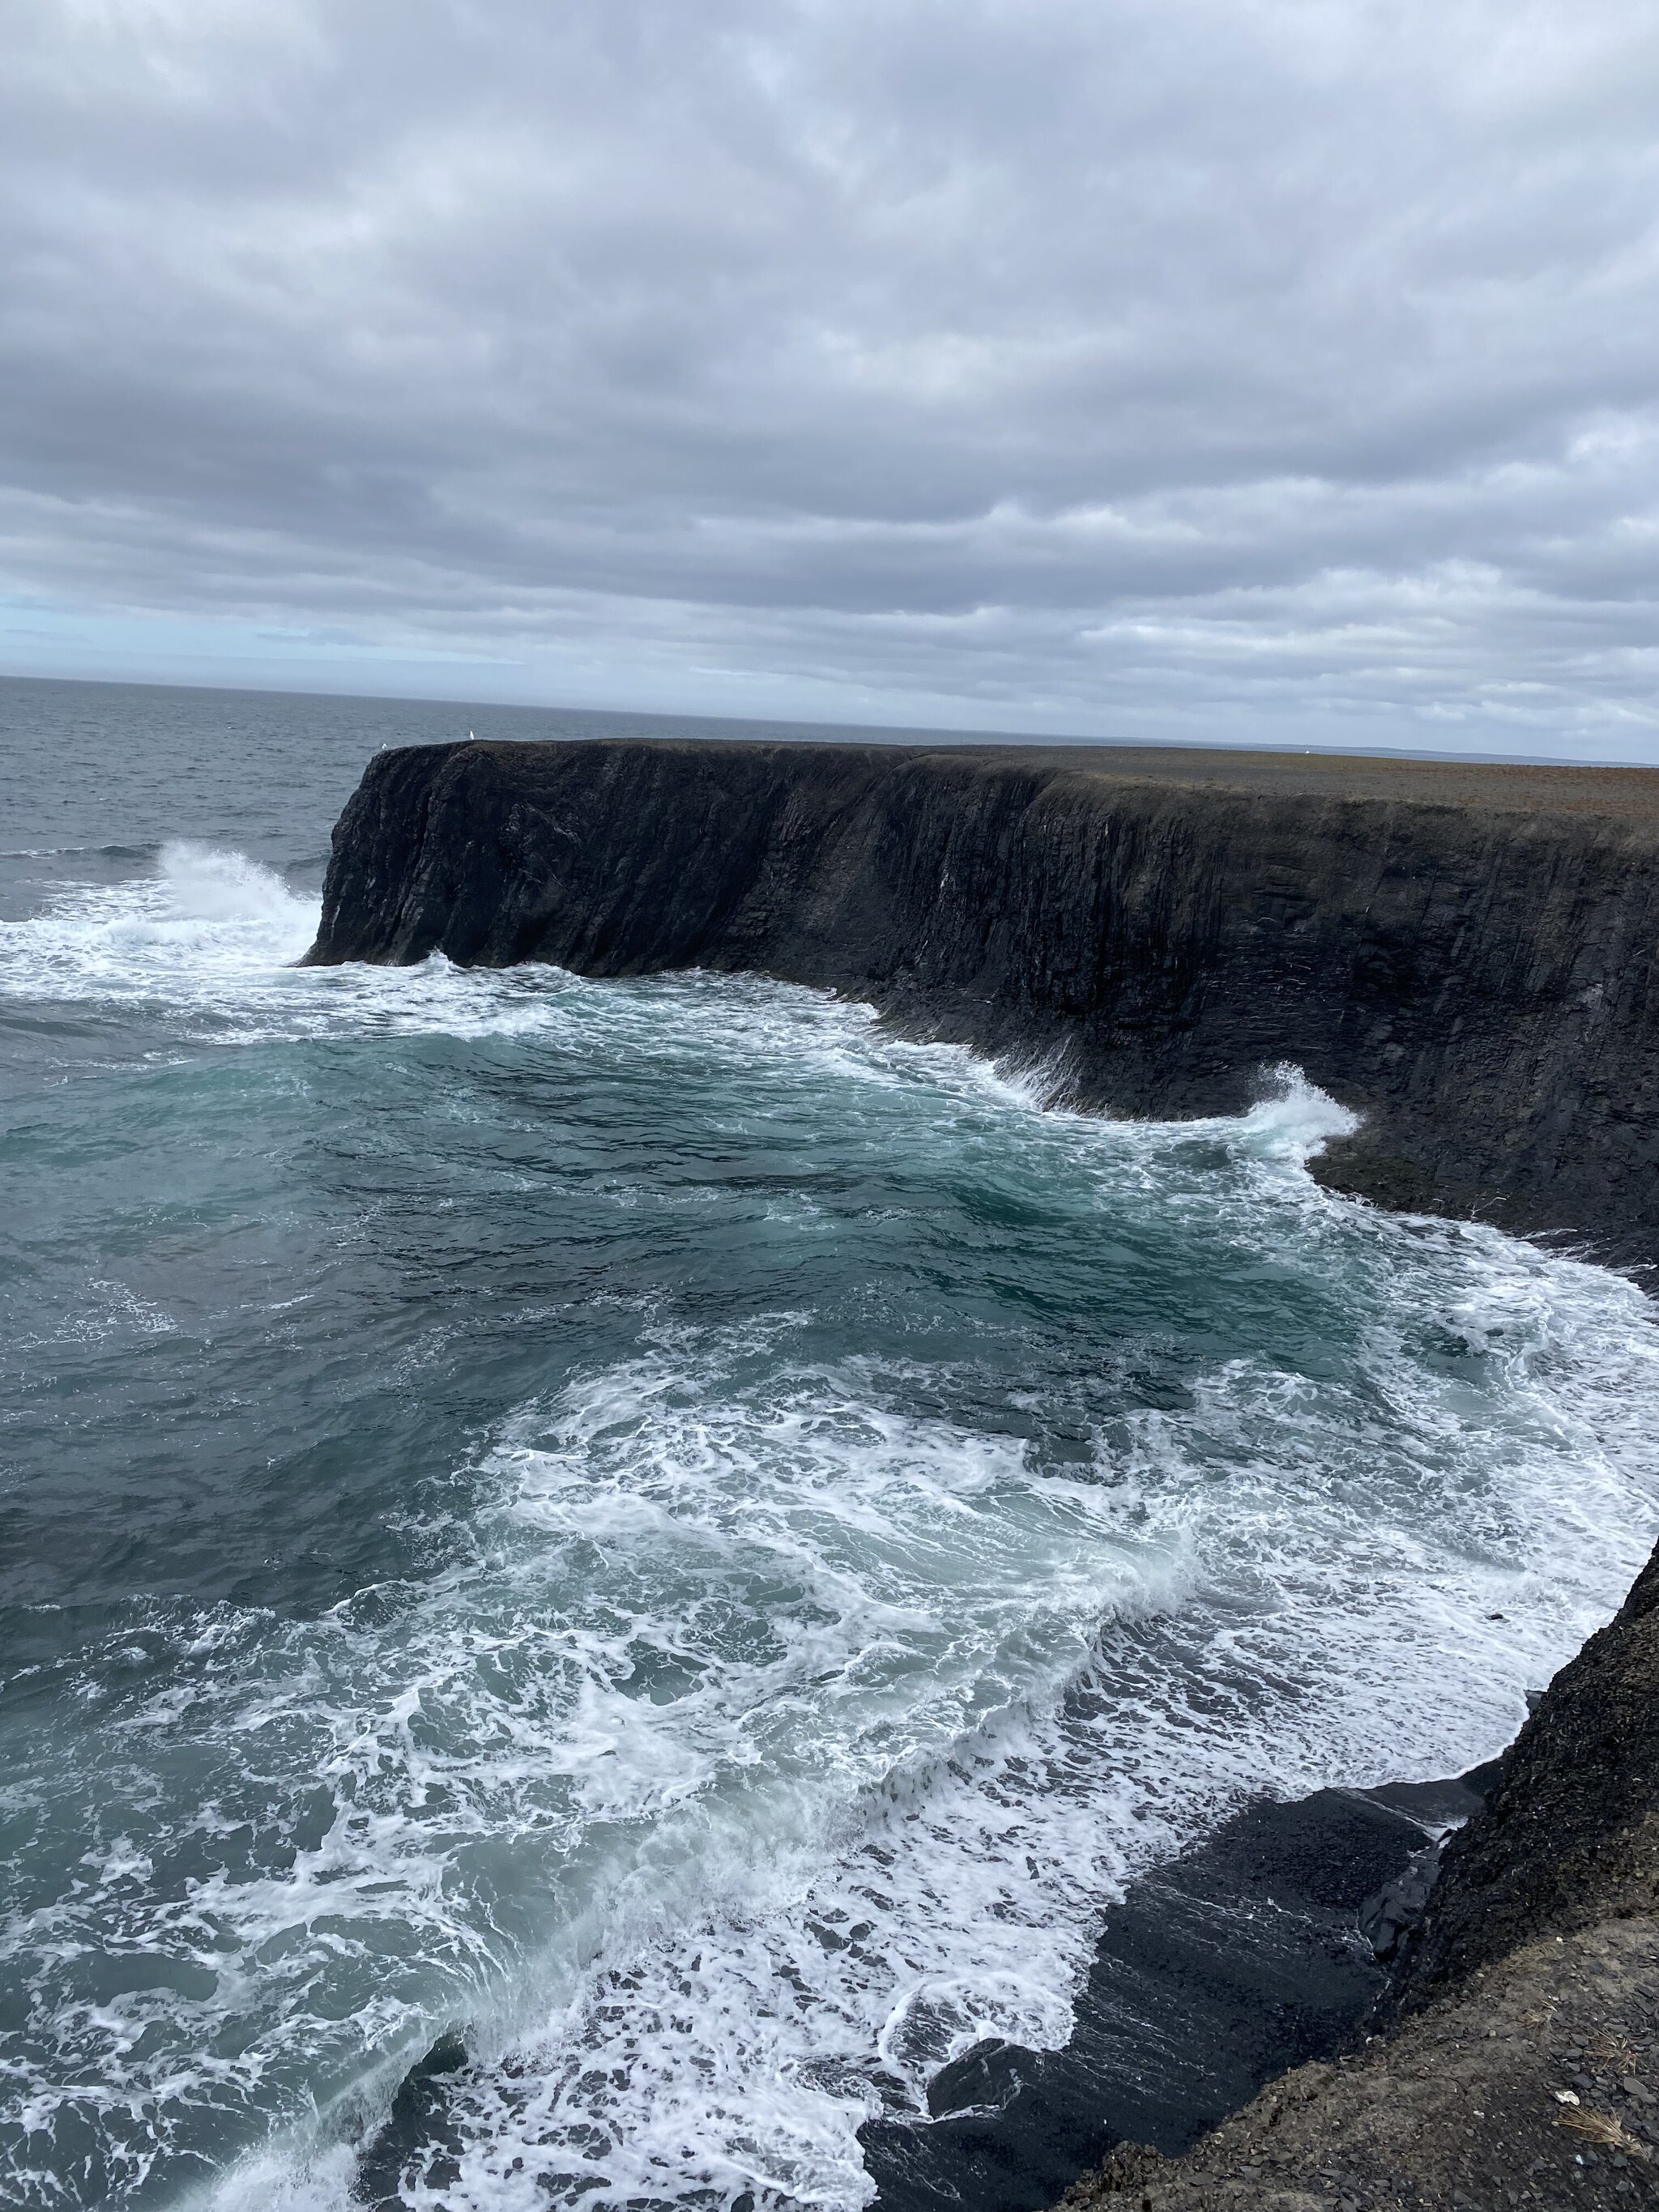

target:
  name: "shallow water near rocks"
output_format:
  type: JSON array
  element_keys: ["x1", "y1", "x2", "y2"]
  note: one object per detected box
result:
[{"x1": 3, "y1": 679, "x2": 1658, "y2": 2212}]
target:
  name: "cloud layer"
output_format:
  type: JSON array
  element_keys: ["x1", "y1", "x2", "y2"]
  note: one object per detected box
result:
[{"x1": 5, "y1": 0, "x2": 1659, "y2": 750}]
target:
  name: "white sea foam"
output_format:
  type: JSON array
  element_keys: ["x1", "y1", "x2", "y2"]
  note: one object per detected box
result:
[
  {"x1": 171, "y1": 1234, "x2": 1659, "y2": 2212},
  {"x1": 5, "y1": 847, "x2": 1659, "y2": 2212},
  {"x1": 0, "y1": 850, "x2": 1405, "y2": 1178},
  {"x1": 0, "y1": 843, "x2": 577, "y2": 1042},
  {"x1": 0, "y1": 842, "x2": 316, "y2": 999}
]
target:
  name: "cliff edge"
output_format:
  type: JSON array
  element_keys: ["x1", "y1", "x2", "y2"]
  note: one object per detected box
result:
[{"x1": 306, "y1": 736, "x2": 1659, "y2": 1263}]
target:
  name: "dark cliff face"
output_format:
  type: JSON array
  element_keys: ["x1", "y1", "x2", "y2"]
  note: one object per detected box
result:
[
  {"x1": 307, "y1": 735, "x2": 1659, "y2": 1263},
  {"x1": 1392, "y1": 1544, "x2": 1659, "y2": 2009}
]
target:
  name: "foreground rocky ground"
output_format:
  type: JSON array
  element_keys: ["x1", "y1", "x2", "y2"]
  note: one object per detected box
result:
[
  {"x1": 1065, "y1": 1915, "x2": 1659, "y2": 2209},
  {"x1": 1060, "y1": 1541, "x2": 1659, "y2": 2211}
]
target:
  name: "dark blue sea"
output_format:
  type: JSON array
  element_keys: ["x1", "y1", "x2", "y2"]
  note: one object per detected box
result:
[{"x1": 3, "y1": 676, "x2": 1657, "y2": 2210}]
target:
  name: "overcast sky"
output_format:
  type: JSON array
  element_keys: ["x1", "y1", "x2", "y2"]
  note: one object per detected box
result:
[{"x1": 4, "y1": 0, "x2": 1659, "y2": 754}]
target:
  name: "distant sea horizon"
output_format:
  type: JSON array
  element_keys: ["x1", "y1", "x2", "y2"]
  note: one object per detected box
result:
[{"x1": 1, "y1": 664, "x2": 1642, "y2": 771}]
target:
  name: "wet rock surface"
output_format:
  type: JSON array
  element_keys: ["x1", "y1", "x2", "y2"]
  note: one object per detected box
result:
[
  {"x1": 864, "y1": 1787, "x2": 1479, "y2": 2212},
  {"x1": 1060, "y1": 1554, "x2": 1659, "y2": 2210},
  {"x1": 1064, "y1": 1920, "x2": 1659, "y2": 2211},
  {"x1": 871, "y1": 1787, "x2": 1478, "y2": 2203}
]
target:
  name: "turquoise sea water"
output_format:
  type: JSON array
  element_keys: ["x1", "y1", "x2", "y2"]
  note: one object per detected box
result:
[{"x1": 3, "y1": 678, "x2": 1658, "y2": 2211}]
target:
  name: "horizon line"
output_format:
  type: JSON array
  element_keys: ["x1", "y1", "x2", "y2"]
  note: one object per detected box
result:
[{"x1": 1, "y1": 663, "x2": 1650, "y2": 774}]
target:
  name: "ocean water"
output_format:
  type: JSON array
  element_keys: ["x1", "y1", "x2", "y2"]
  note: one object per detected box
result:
[{"x1": 4, "y1": 676, "x2": 1659, "y2": 2212}]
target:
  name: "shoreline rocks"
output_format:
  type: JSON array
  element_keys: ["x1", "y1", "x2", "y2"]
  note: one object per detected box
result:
[
  {"x1": 864, "y1": 1779, "x2": 1491, "y2": 2212},
  {"x1": 1059, "y1": 1555, "x2": 1659, "y2": 2209}
]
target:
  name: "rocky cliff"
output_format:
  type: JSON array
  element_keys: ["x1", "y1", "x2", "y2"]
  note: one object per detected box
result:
[{"x1": 306, "y1": 735, "x2": 1659, "y2": 1261}]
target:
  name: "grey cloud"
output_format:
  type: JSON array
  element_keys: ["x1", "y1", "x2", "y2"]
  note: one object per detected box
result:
[{"x1": 3, "y1": 0, "x2": 1659, "y2": 750}]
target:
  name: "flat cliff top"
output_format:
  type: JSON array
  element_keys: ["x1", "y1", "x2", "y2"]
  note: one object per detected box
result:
[
  {"x1": 464, "y1": 734, "x2": 1659, "y2": 823},
  {"x1": 953, "y1": 743, "x2": 1659, "y2": 820}
]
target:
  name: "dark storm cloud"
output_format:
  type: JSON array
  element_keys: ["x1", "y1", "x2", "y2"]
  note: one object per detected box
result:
[{"x1": 4, "y1": 0, "x2": 1659, "y2": 746}]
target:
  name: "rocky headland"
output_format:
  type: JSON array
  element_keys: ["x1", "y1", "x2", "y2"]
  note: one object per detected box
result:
[
  {"x1": 309, "y1": 736, "x2": 1659, "y2": 2210},
  {"x1": 307, "y1": 736, "x2": 1659, "y2": 1262}
]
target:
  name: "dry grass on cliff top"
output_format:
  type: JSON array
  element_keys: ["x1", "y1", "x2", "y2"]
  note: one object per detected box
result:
[{"x1": 922, "y1": 745, "x2": 1659, "y2": 824}]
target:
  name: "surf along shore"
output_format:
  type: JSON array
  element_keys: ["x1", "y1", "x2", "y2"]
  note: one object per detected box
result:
[{"x1": 311, "y1": 738, "x2": 1659, "y2": 2211}]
